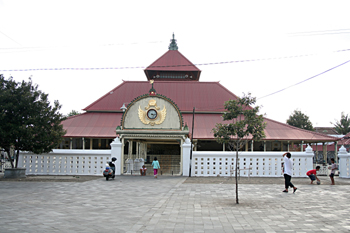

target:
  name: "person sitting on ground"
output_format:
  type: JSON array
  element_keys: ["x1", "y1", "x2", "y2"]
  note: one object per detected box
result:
[
  {"x1": 306, "y1": 166, "x2": 320, "y2": 184},
  {"x1": 140, "y1": 165, "x2": 147, "y2": 176}
]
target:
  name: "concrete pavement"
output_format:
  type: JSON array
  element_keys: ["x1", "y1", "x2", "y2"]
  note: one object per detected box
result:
[{"x1": 1, "y1": 175, "x2": 350, "y2": 232}]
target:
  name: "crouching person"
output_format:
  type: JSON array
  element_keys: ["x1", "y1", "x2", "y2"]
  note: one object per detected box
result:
[
  {"x1": 140, "y1": 165, "x2": 147, "y2": 176},
  {"x1": 306, "y1": 166, "x2": 320, "y2": 184}
]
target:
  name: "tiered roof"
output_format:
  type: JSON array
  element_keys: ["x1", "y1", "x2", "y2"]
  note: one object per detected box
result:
[{"x1": 61, "y1": 35, "x2": 339, "y2": 143}]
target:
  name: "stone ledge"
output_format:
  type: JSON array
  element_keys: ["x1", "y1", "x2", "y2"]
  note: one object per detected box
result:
[{"x1": 4, "y1": 168, "x2": 26, "y2": 178}]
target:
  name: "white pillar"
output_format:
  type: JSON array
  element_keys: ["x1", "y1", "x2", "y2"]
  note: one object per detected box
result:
[
  {"x1": 304, "y1": 145, "x2": 314, "y2": 172},
  {"x1": 111, "y1": 137, "x2": 123, "y2": 175},
  {"x1": 182, "y1": 138, "x2": 192, "y2": 176},
  {"x1": 338, "y1": 145, "x2": 350, "y2": 178}
]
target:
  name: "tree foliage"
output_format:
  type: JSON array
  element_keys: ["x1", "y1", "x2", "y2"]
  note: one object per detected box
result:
[
  {"x1": 212, "y1": 93, "x2": 266, "y2": 204},
  {"x1": 67, "y1": 110, "x2": 81, "y2": 118},
  {"x1": 331, "y1": 112, "x2": 350, "y2": 135},
  {"x1": 286, "y1": 109, "x2": 314, "y2": 131},
  {"x1": 0, "y1": 75, "x2": 66, "y2": 168}
]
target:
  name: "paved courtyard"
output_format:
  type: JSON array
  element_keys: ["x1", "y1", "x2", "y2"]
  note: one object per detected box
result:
[{"x1": 1, "y1": 175, "x2": 350, "y2": 232}]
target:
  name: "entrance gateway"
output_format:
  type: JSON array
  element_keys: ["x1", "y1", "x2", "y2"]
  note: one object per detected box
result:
[{"x1": 116, "y1": 81, "x2": 189, "y2": 175}]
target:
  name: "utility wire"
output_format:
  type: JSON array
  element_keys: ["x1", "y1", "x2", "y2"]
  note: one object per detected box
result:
[
  {"x1": 288, "y1": 28, "x2": 350, "y2": 36},
  {"x1": 257, "y1": 59, "x2": 350, "y2": 100},
  {"x1": 0, "y1": 41, "x2": 166, "y2": 52},
  {"x1": 0, "y1": 30, "x2": 22, "y2": 46},
  {"x1": 1, "y1": 48, "x2": 350, "y2": 72}
]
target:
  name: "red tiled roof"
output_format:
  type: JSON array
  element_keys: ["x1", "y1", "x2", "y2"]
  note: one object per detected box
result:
[
  {"x1": 181, "y1": 114, "x2": 338, "y2": 141},
  {"x1": 314, "y1": 127, "x2": 339, "y2": 135},
  {"x1": 63, "y1": 111, "x2": 339, "y2": 142},
  {"x1": 144, "y1": 50, "x2": 201, "y2": 72},
  {"x1": 84, "y1": 81, "x2": 238, "y2": 112},
  {"x1": 62, "y1": 81, "x2": 339, "y2": 142},
  {"x1": 339, "y1": 132, "x2": 350, "y2": 145},
  {"x1": 63, "y1": 112, "x2": 121, "y2": 138},
  {"x1": 262, "y1": 117, "x2": 338, "y2": 141}
]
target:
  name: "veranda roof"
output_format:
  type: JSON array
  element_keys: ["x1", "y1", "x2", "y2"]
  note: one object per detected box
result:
[{"x1": 62, "y1": 112, "x2": 339, "y2": 142}]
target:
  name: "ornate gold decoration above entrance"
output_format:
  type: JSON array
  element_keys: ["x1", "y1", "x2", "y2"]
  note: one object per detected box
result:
[{"x1": 138, "y1": 99, "x2": 166, "y2": 126}]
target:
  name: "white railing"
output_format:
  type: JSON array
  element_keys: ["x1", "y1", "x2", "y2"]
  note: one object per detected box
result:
[
  {"x1": 18, "y1": 149, "x2": 111, "y2": 176},
  {"x1": 190, "y1": 151, "x2": 314, "y2": 177},
  {"x1": 14, "y1": 139, "x2": 350, "y2": 178}
]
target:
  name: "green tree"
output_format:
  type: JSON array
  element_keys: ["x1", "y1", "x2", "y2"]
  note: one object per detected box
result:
[
  {"x1": 0, "y1": 75, "x2": 66, "y2": 168},
  {"x1": 212, "y1": 93, "x2": 266, "y2": 204},
  {"x1": 67, "y1": 110, "x2": 81, "y2": 117},
  {"x1": 286, "y1": 109, "x2": 314, "y2": 131},
  {"x1": 331, "y1": 112, "x2": 350, "y2": 135}
]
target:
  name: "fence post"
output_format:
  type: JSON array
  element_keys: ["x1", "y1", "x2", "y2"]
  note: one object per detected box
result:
[
  {"x1": 338, "y1": 145, "x2": 350, "y2": 178},
  {"x1": 182, "y1": 138, "x2": 192, "y2": 176},
  {"x1": 110, "y1": 137, "x2": 123, "y2": 175}
]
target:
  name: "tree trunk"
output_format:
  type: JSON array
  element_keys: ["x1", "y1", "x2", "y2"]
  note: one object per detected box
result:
[
  {"x1": 5, "y1": 149, "x2": 14, "y2": 168},
  {"x1": 15, "y1": 149, "x2": 19, "y2": 168}
]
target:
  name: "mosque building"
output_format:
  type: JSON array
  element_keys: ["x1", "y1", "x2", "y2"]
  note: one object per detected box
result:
[{"x1": 61, "y1": 34, "x2": 339, "y2": 175}]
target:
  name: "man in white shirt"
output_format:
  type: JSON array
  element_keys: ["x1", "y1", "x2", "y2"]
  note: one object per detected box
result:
[{"x1": 283, "y1": 152, "x2": 297, "y2": 193}]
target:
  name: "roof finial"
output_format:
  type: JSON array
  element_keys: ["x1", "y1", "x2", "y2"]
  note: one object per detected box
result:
[
  {"x1": 168, "y1": 33, "x2": 178, "y2": 50},
  {"x1": 149, "y1": 80, "x2": 156, "y2": 95}
]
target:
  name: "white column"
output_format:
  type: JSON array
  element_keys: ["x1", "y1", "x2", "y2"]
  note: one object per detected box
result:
[
  {"x1": 182, "y1": 138, "x2": 192, "y2": 176},
  {"x1": 110, "y1": 137, "x2": 123, "y2": 175},
  {"x1": 338, "y1": 145, "x2": 350, "y2": 178},
  {"x1": 304, "y1": 145, "x2": 314, "y2": 172}
]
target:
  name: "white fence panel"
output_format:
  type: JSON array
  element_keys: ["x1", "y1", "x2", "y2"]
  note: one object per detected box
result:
[
  {"x1": 18, "y1": 149, "x2": 111, "y2": 176},
  {"x1": 191, "y1": 151, "x2": 313, "y2": 177}
]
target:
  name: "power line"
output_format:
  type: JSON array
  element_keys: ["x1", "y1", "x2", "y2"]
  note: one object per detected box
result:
[
  {"x1": 1, "y1": 48, "x2": 350, "y2": 72},
  {"x1": 257, "y1": 59, "x2": 350, "y2": 100},
  {"x1": 0, "y1": 30, "x2": 22, "y2": 46},
  {"x1": 0, "y1": 40, "x2": 166, "y2": 52},
  {"x1": 288, "y1": 28, "x2": 350, "y2": 36}
]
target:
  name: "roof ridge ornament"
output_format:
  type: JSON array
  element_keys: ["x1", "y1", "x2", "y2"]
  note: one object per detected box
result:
[
  {"x1": 149, "y1": 80, "x2": 156, "y2": 95},
  {"x1": 168, "y1": 33, "x2": 178, "y2": 50}
]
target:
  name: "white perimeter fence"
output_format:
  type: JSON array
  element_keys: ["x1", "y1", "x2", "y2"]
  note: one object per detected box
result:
[
  {"x1": 14, "y1": 137, "x2": 350, "y2": 178},
  {"x1": 18, "y1": 150, "x2": 111, "y2": 176},
  {"x1": 190, "y1": 151, "x2": 312, "y2": 177}
]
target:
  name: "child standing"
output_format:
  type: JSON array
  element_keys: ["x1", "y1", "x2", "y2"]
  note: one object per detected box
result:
[
  {"x1": 152, "y1": 157, "x2": 160, "y2": 178},
  {"x1": 329, "y1": 158, "x2": 337, "y2": 185}
]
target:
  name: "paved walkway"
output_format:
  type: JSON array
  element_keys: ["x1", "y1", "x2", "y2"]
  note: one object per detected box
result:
[{"x1": 1, "y1": 175, "x2": 350, "y2": 232}]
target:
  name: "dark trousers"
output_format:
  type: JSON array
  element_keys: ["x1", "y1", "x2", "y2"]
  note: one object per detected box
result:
[{"x1": 284, "y1": 174, "x2": 294, "y2": 189}]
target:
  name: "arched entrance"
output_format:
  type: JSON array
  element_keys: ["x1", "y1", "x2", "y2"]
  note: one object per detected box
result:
[{"x1": 116, "y1": 86, "x2": 189, "y2": 175}]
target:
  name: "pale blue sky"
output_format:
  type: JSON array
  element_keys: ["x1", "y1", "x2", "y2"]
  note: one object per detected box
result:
[{"x1": 1, "y1": 0, "x2": 349, "y2": 127}]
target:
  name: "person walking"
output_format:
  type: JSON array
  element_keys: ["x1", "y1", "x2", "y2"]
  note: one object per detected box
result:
[
  {"x1": 282, "y1": 152, "x2": 297, "y2": 193},
  {"x1": 152, "y1": 157, "x2": 160, "y2": 178}
]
